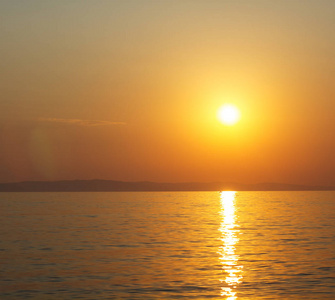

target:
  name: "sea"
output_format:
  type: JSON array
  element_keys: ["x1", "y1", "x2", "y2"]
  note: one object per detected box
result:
[{"x1": 0, "y1": 191, "x2": 334, "y2": 299}]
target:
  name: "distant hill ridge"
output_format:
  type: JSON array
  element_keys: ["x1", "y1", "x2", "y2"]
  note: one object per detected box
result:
[{"x1": 0, "y1": 180, "x2": 333, "y2": 192}]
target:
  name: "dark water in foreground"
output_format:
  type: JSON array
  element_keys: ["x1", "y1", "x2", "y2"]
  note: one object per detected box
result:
[{"x1": 0, "y1": 191, "x2": 334, "y2": 299}]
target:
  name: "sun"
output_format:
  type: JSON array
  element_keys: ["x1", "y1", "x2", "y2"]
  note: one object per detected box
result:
[{"x1": 217, "y1": 104, "x2": 241, "y2": 125}]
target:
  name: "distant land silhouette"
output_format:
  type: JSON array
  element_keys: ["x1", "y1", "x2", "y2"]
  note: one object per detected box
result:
[{"x1": 0, "y1": 180, "x2": 334, "y2": 192}]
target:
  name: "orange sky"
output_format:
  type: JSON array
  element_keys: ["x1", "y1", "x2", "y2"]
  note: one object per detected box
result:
[{"x1": 0, "y1": 1, "x2": 334, "y2": 185}]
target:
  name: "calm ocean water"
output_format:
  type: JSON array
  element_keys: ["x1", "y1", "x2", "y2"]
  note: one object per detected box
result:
[{"x1": 0, "y1": 191, "x2": 334, "y2": 299}]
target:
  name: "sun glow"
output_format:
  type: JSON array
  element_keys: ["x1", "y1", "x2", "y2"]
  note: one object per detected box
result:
[{"x1": 217, "y1": 104, "x2": 240, "y2": 126}]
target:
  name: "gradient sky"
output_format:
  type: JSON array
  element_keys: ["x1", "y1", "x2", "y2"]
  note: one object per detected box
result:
[{"x1": 1, "y1": 0, "x2": 334, "y2": 185}]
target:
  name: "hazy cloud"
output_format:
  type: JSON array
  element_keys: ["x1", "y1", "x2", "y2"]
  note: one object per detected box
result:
[{"x1": 37, "y1": 118, "x2": 126, "y2": 126}]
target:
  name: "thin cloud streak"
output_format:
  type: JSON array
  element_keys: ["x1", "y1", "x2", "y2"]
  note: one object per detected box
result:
[{"x1": 37, "y1": 118, "x2": 126, "y2": 126}]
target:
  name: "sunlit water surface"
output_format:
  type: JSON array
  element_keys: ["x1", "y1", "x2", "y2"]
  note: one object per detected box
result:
[{"x1": 0, "y1": 191, "x2": 334, "y2": 299}]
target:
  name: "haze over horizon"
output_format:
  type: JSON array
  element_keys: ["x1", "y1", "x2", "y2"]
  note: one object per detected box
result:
[{"x1": 1, "y1": 1, "x2": 334, "y2": 186}]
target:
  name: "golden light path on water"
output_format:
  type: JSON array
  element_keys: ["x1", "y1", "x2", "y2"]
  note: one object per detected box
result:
[{"x1": 219, "y1": 191, "x2": 243, "y2": 299}]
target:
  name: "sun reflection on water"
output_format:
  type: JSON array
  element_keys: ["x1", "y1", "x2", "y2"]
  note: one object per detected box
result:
[{"x1": 219, "y1": 191, "x2": 243, "y2": 299}]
